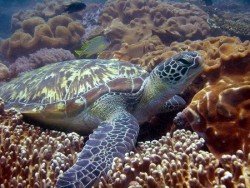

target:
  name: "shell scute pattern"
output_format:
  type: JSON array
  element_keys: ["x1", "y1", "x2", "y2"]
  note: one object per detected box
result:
[{"x1": 1, "y1": 59, "x2": 148, "y2": 116}]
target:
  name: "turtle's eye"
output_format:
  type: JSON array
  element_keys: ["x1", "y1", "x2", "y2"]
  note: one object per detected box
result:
[{"x1": 179, "y1": 58, "x2": 191, "y2": 65}]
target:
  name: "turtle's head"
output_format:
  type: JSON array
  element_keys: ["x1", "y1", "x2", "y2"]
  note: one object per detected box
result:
[{"x1": 152, "y1": 51, "x2": 203, "y2": 92}]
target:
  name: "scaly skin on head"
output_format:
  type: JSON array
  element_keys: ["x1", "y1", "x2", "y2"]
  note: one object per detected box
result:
[{"x1": 134, "y1": 51, "x2": 203, "y2": 123}]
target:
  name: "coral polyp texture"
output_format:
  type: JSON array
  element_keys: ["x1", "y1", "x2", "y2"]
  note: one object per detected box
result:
[
  {"x1": 99, "y1": 130, "x2": 250, "y2": 188},
  {"x1": 0, "y1": 99, "x2": 84, "y2": 187},
  {"x1": 98, "y1": 0, "x2": 210, "y2": 52},
  {"x1": 9, "y1": 48, "x2": 75, "y2": 77},
  {"x1": 0, "y1": 15, "x2": 84, "y2": 61}
]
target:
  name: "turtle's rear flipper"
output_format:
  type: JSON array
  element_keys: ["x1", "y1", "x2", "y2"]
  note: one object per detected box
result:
[{"x1": 56, "y1": 111, "x2": 139, "y2": 188}]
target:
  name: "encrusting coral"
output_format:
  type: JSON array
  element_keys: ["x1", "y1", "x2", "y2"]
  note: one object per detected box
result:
[
  {"x1": 99, "y1": 130, "x2": 250, "y2": 188},
  {"x1": 9, "y1": 48, "x2": 75, "y2": 77},
  {"x1": 0, "y1": 15, "x2": 84, "y2": 61},
  {"x1": 0, "y1": 99, "x2": 84, "y2": 187}
]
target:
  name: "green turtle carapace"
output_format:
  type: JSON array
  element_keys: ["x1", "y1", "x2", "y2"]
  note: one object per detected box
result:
[{"x1": 0, "y1": 52, "x2": 203, "y2": 187}]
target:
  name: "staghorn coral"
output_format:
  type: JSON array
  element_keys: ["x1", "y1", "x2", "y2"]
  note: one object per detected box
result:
[
  {"x1": 99, "y1": 130, "x2": 250, "y2": 188},
  {"x1": 9, "y1": 48, "x2": 75, "y2": 77},
  {"x1": 0, "y1": 15, "x2": 84, "y2": 61},
  {"x1": 0, "y1": 62, "x2": 10, "y2": 81},
  {"x1": 98, "y1": 0, "x2": 210, "y2": 54},
  {"x1": 0, "y1": 99, "x2": 84, "y2": 187}
]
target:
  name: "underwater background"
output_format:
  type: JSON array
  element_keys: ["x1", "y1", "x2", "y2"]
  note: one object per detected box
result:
[{"x1": 0, "y1": 0, "x2": 249, "y2": 187}]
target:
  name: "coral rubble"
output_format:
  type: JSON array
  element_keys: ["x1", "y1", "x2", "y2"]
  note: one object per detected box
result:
[
  {"x1": 0, "y1": 99, "x2": 84, "y2": 187},
  {"x1": 0, "y1": 15, "x2": 84, "y2": 61},
  {"x1": 9, "y1": 48, "x2": 75, "y2": 77},
  {"x1": 99, "y1": 130, "x2": 250, "y2": 188}
]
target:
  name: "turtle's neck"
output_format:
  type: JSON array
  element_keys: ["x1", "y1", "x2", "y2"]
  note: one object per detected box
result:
[{"x1": 133, "y1": 74, "x2": 176, "y2": 124}]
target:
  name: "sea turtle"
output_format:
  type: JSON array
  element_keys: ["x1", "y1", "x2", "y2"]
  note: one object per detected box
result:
[{"x1": 0, "y1": 51, "x2": 203, "y2": 187}]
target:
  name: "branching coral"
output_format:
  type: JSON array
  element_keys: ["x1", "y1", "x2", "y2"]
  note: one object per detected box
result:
[
  {"x1": 9, "y1": 48, "x2": 75, "y2": 77},
  {"x1": 1, "y1": 15, "x2": 84, "y2": 60},
  {"x1": 99, "y1": 130, "x2": 250, "y2": 188},
  {"x1": 0, "y1": 99, "x2": 84, "y2": 187}
]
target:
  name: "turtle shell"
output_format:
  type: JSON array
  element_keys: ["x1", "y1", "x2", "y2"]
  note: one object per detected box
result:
[{"x1": 0, "y1": 59, "x2": 148, "y2": 119}]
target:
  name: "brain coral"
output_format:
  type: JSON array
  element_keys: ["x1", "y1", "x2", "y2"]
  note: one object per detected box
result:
[
  {"x1": 0, "y1": 15, "x2": 84, "y2": 61},
  {"x1": 98, "y1": 0, "x2": 210, "y2": 52},
  {"x1": 0, "y1": 99, "x2": 84, "y2": 187},
  {"x1": 9, "y1": 48, "x2": 75, "y2": 77},
  {"x1": 99, "y1": 130, "x2": 250, "y2": 188}
]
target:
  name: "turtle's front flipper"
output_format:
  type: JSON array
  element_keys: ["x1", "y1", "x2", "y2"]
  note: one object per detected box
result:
[
  {"x1": 160, "y1": 95, "x2": 186, "y2": 113},
  {"x1": 56, "y1": 111, "x2": 139, "y2": 188}
]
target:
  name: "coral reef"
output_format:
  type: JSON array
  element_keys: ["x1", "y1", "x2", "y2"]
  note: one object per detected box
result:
[
  {"x1": 98, "y1": 0, "x2": 210, "y2": 53},
  {"x1": 0, "y1": 15, "x2": 84, "y2": 61},
  {"x1": 11, "y1": 0, "x2": 81, "y2": 31},
  {"x1": 9, "y1": 48, "x2": 75, "y2": 77},
  {"x1": 99, "y1": 130, "x2": 250, "y2": 187},
  {"x1": 207, "y1": 11, "x2": 250, "y2": 40},
  {"x1": 111, "y1": 36, "x2": 250, "y2": 72},
  {"x1": 174, "y1": 64, "x2": 250, "y2": 158},
  {"x1": 0, "y1": 99, "x2": 84, "y2": 187},
  {"x1": 0, "y1": 62, "x2": 10, "y2": 81}
]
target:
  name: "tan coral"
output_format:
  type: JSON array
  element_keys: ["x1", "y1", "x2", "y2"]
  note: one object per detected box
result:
[
  {"x1": 99, "y1": 130, "x2": 250, "y2": 188},
  {"x1": 112, "y1": 36, "x2": 250, "y2": 72},
  {"x1": 174, "y1": 75, "x2": 250, "y2": 158},
  {"x1": 98, "y1": 0, "x2": 210, "y2": 58},
  {"x1": 0, "y1": 99, "x2": 84, "y2": 187},
  {"x1": 0, "y1": 15, "x2": 84, "y2": 60},
  {"x1": 11, "y1": 0, "x2": 81, "y2": 31}
]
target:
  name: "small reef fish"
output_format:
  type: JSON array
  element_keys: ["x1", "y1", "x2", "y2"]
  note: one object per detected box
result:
[
  {"x1": 203, "y1": 0, "x2": 213, "y2": 6},
  {"x1": 75, "y1": 36, "x2": 111, "y2": 58},
  {"x1": 64, "y1": 2, "x2": 86, "y2": 13}
]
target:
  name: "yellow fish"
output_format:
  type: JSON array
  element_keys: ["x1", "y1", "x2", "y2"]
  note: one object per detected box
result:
[{"x1": 75, "y1": 36, "x2": 110, "y2": 58}]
